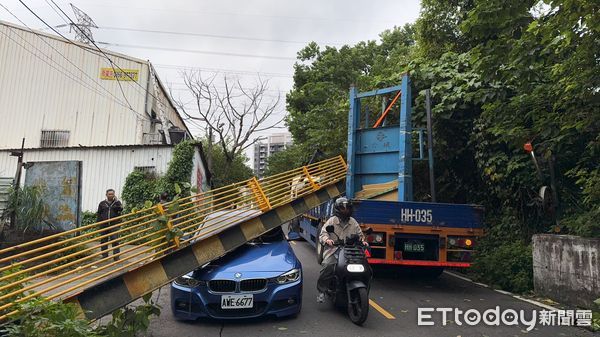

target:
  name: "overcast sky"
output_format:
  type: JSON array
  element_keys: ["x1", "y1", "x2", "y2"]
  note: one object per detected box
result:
[{"x1": 1, "y1": 0, "x2": 421, "y2": 160}]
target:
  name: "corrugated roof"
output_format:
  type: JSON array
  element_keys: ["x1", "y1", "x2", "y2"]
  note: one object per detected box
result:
[{"x1": 0, "y1": 144, "x2": 176, "y2": 152}]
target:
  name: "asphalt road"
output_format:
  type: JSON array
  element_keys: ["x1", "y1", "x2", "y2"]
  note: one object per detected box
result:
[{"x1": 146, "y1": 239, "x2": 595, "y2": 337}]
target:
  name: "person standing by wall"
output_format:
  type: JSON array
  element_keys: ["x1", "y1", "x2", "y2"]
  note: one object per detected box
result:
[{"x1": 97, "y1": 189, "x2": 123, "y2": 261}]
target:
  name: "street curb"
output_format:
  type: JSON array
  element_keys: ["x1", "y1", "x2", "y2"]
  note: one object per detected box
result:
[{"x1": 443, "y1": 271, "x2": 561, "y2": 311}]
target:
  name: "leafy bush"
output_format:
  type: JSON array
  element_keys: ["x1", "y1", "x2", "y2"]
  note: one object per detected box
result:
[
  {"x1": 80, "y1": 211, "x2": 97, "y2": 227},
  {"x1": 0, "y1": 265, "x2": 28, "y2": 317},
  {"x1": 264, "y1": 145, "x2": 305, "y2": 177},
  {"x1": 562, "y1": 167, "x2": 600, "y2": 238},
  {"x1": 95, "y1": 293, "x2": 161, "y2": 337},
  {"x1": 1, "y1": 298, "x2": 97, "y2": 337},
  {"x1": 470, "y1": 240, "x2": 533, "y2": 293},
  {"x1": 121, "y1": 170, "x2": 159, "y2": 212},
  {"x1": 3, "y1": 186, "x2": 48, "y2": 232},
  {"x1": 157, "y1": 141, "x2": 196, "y2": 197},
  {"x1": 1, "y1": 294, "x2": 161, "y2": 337},
  {"x1": 208, "y1": 145, "x2": 253, "y2": 188}
]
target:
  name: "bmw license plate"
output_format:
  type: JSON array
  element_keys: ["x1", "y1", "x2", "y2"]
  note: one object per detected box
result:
[
  {"x1": 221, "y1": 294, "x2": 253, "y2": 309},
  {"x1": 404, "y1": 241, "x2": 425, "y2": 253}
]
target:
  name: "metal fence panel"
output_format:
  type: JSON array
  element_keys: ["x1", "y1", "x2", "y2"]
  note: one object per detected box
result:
[{"x1": 0, "y1": 177, "x2": 12, "y2": 219}]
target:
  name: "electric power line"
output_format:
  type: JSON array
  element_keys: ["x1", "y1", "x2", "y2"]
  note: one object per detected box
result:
[
  {"x1": 46, "y1": 0, "x2": 135, "y2": 113},
  {"x1": 0, "y1": 4, "x2": 143, "y2": 118},
  {"x1": 14, "y1": 1, "x2": 290, "y2": 134},
  {"x1": 45, "y1": 0, "x2": 217, "y2": 126},
  {"x1": 16, "y1": 0, "x2": 139, "y2": 116},
  {"x1": 167, "y1": 82, "x2": 286, "y2": 94},
  {"x1": 95, "y1": 41, "x2": 297, "y2": 61},
  {"x1": 97, "y1": 25, "x2": 344, "y2": 46},
  {"x1": 0, "y1": 27, "x2": 140, "y2": 115},
  {"x1": 154, "y1": 64, "x2": 293, "y2": 79}
]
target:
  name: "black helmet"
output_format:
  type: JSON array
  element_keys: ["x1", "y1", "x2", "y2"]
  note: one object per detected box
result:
[{"x1": 333, "y1": 197, "x2": 353, "y2": 221}]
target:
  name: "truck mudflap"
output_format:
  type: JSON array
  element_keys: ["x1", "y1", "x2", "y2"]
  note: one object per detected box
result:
[{"x1": 367, "y1": 258, "x2": 471, "y2": 268}]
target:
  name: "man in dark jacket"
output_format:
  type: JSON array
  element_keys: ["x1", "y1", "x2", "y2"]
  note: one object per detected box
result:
[{"x1": 97, "y1": 189, "x2": 123, "y2": 261}]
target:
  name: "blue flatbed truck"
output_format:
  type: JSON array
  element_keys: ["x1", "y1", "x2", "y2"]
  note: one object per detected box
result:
[{"x1": 293, "y1": 74, "x2": 484, "y2": 273}]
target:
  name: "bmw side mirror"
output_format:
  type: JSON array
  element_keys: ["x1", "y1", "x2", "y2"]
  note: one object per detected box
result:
[{"x1": 326, "y1": 225, "x2": 335, "y2": 233}]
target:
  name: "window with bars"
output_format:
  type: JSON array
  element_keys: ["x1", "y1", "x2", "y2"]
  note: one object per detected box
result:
[
  {"x1": 40, "y1": 130, "x2": 70, "y2": 148},
  {"x1": 134, "y1": 166, "x2": 157, "y2": 175}
]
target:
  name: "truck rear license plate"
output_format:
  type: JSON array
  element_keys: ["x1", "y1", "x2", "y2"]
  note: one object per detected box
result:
[
  {"x1": 221, "y1": 294, "x2": 253, "y2": 309},
  {"x1": 404, "y1": 241, "x2": 425, "y2": 253}
]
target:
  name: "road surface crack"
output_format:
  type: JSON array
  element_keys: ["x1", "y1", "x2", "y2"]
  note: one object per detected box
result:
[{"x1": 219, "y1": 323, "x2": 225, "y2": 337}]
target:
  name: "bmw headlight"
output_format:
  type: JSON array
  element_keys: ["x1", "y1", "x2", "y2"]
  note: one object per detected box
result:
[
  {"x1": 174, "y1": 274, "x2": 203, "y2": 288},
  {"x1": 276, "y1": 268, "x2": 301, "y2": 284}
]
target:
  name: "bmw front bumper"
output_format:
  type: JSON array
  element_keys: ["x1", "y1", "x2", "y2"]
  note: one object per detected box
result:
[{"x1": 170, "y1": 279, "x2": 302, "y2": 320}]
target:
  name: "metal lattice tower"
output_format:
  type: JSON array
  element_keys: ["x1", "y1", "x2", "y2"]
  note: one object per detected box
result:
[{"x1": 69, "y1": 4, "x2": 98, "y2": 44}]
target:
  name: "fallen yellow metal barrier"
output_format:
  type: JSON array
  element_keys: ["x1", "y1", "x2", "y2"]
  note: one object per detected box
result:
[{"x1": 0, "y1": 156, "x2": 347, "y2": 321}]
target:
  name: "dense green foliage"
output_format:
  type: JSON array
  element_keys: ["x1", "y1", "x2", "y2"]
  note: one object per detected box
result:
[
  {"x1": 94, "y1": 293, "x2": 161, "y2": 337},
  {"x1": 471, "y1": 241, "x2": 533, "y2": 293},
  {"x1": 3, "y1": 186, "x2": 49, "y2": 232},
  {"x1": 284, "y1": 0, "x2": 599, "y2": 291},
  {"x1": 203, "y1": 140, "x2": 253, "y2": 188},
  {"x1": 1, "y1": 295, "x2": 161, "y2": 337},
  {"x1": 0, "y1": 265, "x2": 27, "y2": 317},
  {"x1": 264, "y1": 145, "x2": 306, "y2": 176},
  {"x1": 121, "y1": 170, "x2": 159, "y2": 212},
  {"x1": 120, "y1": 140, "x2": 196, "y2": 212},
  {"x1": 80, "y1": 211, "x2": 97, "y2": 227},
  {"x1": 156, "y1": 140, "x2": 196, "y2": 198}
]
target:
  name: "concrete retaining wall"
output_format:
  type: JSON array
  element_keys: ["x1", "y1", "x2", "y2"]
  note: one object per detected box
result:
[{"x1": 533, "y1": 234, "x2": 600, "y2": 308}]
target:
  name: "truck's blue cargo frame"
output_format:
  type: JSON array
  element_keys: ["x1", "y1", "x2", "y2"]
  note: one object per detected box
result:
[{"x1": 291, "y1": 75, "x2": 484, "y2": 266}]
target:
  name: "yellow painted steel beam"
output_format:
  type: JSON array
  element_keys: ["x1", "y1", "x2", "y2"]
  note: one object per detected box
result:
[
  {"x1": 0, "y1": 157, "x2": 347, "y2": 322},
  {"x1": 62, "y1": 180, "x2": 346, "y2": 321}
]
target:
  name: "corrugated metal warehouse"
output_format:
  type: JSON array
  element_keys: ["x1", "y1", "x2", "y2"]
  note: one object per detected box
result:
[
  {"x1": 0, "y1": 21, "x2": 208, "y2": 229},
  {"x1": 0, "y1": 20, "x2": 190, "y2": 149}
]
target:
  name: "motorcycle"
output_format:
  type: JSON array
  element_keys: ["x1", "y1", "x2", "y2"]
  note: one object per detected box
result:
[{"x1": 322, "y1": 225, "x2": 373, "y2": 325}]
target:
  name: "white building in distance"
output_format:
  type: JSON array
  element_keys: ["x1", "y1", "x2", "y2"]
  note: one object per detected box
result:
[{"x1": 253, "y1": 133, "x2": 293, "y2": 178}]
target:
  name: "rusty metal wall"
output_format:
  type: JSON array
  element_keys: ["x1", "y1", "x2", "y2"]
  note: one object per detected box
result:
[{"x1": 24, "y1": 161, "x2": 81, "y2": 230}]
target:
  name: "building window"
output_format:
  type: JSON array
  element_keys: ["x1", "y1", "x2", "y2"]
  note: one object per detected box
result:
[
  {"x1": 40, "y1": 130, "x2": 70, "y2": 148},
  {"x1": 134, "y1": 166, "x2": 157, "y2": 175}
]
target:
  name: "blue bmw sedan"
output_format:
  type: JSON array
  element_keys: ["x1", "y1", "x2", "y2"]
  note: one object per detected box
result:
[{"x1": 171, "y1": 226, "x2": 302, "y2": 320}]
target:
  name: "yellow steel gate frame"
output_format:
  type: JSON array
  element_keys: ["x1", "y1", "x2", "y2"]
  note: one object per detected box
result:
[{"x1": 0, "y1": 156, "x2": 347, "y2": 321}]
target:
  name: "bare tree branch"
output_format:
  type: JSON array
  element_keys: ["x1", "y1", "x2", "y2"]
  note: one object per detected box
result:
[{"x1": 176, "y1": 71, "x2": 284, "y2": 164}]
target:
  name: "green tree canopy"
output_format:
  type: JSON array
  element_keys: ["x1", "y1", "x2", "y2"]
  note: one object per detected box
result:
[
  {"x1": 283, "y1": 0, "x2": 599, "y2": 292},
  {"x1": 202, "y1": 139, "x2": 253, "y2": 188}
]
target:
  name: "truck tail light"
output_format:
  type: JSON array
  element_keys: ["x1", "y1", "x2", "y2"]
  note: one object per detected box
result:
[
  {"x1": 366, "y1": 232, "x2": 385, "y2": 246},
  {"x1": 448, "y1": 236, "x2": 476, "y2": 249}
]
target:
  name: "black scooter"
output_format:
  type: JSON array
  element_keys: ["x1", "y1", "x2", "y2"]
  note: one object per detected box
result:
[{"x1": 323, "y1": 225, "x2": 373, "y2": 325}]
